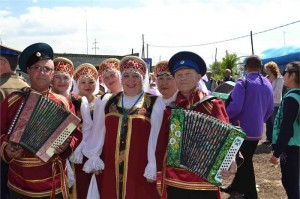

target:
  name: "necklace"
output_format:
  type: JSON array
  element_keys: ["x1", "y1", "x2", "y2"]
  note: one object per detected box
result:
[{"x1": 120, "y1": 92, "x2": 144, "y2": 139}]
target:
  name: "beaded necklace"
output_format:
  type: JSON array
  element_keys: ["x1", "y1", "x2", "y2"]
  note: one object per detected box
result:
[{"x1": 120, "y1": 91, "x2": 144, "y2": 139}]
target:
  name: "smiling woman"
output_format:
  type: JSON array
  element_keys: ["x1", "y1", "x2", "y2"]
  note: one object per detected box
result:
[{"x1": 82, "y1": 56, "x2": 166, "y2": 199}]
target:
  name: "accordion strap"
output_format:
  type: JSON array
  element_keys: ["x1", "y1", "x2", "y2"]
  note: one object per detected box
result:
[
  {"x1": 167, "y1": 95, "x2": 217, "y2": 110},
  {"x1": 190, "y1": 95, "x2": 217, "y2": 110}
]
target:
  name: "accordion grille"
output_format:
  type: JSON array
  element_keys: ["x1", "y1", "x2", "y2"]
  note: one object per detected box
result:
[{"x1": 19, "y1": 96, "x2": 70, "y2": 155}]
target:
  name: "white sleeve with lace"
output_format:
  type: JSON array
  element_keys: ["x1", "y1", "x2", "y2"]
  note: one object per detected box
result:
[
  {"x1": 82, "y1": 94, "x2": 111, "y2": 173},
  {"x1": 143, "y1": 96, "x2": 166, "y2": 180},
  {"x1": 69, "y1": 96, "x2": 93, "y2": 164}
]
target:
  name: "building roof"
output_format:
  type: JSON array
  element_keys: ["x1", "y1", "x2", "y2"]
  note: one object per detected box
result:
[{"x1": 54, "y1": 53, "x2": 139, "y2": 69}]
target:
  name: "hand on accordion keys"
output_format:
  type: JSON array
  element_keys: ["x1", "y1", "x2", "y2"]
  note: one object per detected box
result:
[
  {"x1": 5, "y1": 142, "x2": 24, "y2": 159},
  {"x1": 54, "y1": 136, "x2": 72, "y2": 155},
  {"x1": 220, "y1": 160, "x2": 237, "y2": 180}
]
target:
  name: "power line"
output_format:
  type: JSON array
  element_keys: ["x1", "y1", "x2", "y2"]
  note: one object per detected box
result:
[{"x1": 148, "y1": 20, "x2": 300, "y2": 48}]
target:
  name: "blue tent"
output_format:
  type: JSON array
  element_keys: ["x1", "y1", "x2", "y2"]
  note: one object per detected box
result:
[{"x1": 261, "y1": 46, "x2": 300, "y2": 72}]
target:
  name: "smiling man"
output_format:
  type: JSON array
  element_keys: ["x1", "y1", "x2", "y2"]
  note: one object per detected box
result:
[
  {"x1": 156, "y1": 51, "x2": 237, "y2": 199},
  {"x1": 0, "y1": 43, "x2": 82, "y2": 199}
]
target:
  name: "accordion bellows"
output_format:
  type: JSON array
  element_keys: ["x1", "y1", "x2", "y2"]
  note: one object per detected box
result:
[
  {"x1": 167, "y1": 109, "x2": 246, "y2": 186},
  {"x1": 8, "y1": 92, "x2": 81, "y2": 162}
]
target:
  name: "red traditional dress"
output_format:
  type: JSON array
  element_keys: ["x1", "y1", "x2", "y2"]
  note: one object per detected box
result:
[
  {"x1": 68, "y1": 63, "x2": 99, "y2": 199},
  {"x1": 156, "y1": 87, "x2": 229, "y2": 199},
  {"x1": 0, "y1": 88, "x2": 82, "y2": 198},
  {"x1": 82, "y1": 91, "x2": 166, "y2": 199},
  {"x1": 69, "y1": 95, "x2": 95, "y2": 199}
]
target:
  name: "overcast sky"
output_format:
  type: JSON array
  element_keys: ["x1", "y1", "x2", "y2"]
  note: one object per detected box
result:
[{"x1": 1, "y1": 0, "x2": 300, "y2": 66}]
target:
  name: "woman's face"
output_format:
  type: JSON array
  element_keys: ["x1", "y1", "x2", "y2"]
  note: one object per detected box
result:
[
  {"x1": 51, "y1": 72, "x2": 72, "y2": 94},
  {"x1": 102, "y1": 70, "x2": 121, "y2": 93},
  {"x1": 265, "y1": 67, "x2": 272, "y2": 76},
  {"x1": 121, "y1": 70, "x2": 143, "y2": 96},
  {"x1": 78, "y1": 76, "x2": 96, "y2": 97},
  {"x1": 156, "y1": 74, "x2": 177, "y2": 99}
]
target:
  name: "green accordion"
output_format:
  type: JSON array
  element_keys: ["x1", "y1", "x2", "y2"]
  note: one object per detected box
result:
[{"x1": 167, "y1": 109, "x2": 246, "y2": 186}]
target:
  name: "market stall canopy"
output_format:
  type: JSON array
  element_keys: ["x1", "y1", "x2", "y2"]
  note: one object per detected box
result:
[{"x1": 261, "y1": 46, "x2": 300, "y2": 71}]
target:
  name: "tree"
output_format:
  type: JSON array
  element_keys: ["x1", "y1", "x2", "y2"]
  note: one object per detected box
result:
[
  {"x1": 209, "y1": 61, "x2": 223, "y2": 81},
  {"x1": 208, "y1": 52, "x2": 239, "y2": 81}
]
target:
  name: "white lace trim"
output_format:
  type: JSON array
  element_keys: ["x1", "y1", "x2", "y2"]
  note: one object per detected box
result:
[
  {"x1": 69, "y1": 141, "x2": 85, "y2": 164},
  {"x1": 83, "y1": 156, "x2": 105, "y2": 173},
  {"x1": 143, "y1": 163, "x2": 156, "y2": 180}
]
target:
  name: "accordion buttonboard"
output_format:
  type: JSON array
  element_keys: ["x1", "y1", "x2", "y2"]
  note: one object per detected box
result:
[
  {"x1": 167, "y1": 108, "x2": 246, "y2": 186},
  {"x1": 212, "y1": 136, "x2": 244, "y2": 185},
  {"x1": 45, "y1": 122, "x2": 77, "y2": 158}
]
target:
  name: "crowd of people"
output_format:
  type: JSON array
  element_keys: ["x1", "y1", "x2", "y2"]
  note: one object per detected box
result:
[{"x1": 0, "y1": 42, "x2": 299, "y2": 199}]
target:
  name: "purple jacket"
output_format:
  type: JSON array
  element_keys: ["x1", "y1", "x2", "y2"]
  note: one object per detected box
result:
[{"x1": 226, "y1": 72, "x2": 274, "y2": 140}]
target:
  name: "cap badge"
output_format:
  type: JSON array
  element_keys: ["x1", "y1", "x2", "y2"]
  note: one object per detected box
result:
[
  {"x1": 180, "y1": 60, "x2": 185, "y2": 64},
  {"x1": 36, "y1": 52, "x2": 41, "y2": 57}
]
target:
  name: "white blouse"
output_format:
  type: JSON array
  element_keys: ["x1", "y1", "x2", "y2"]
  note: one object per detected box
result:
[
  {"x1": 272, "y1": 76, "x2": 284, "y2": 107},
  {"x1": 82, "y1": 92, "x2": 166, "y2": 180},
  {"x1": 69, "y1": 96, "x2": 94, "y2": 164}
]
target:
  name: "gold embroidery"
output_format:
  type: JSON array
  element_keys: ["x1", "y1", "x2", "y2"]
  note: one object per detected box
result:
[
  {"x1": 9, "y1": 167, "x2": 61, "y2": 182},
  {"x1": 144, "y1": 93, "x2": 151, "y2": 108},
  {"x1": 115, "y1": 117, "x2": 122, "y2": 199},
  {"x1": 7, "y1": 94, "x2": 22, "y2": 108},
  {"x1": 122, "y1": 117, "x2": 134, "y2": 199},
  {"x1": 8, "y1": 181, "x2": 62, "y2": 197}
]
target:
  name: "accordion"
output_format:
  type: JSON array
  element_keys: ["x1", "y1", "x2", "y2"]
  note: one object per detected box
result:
[
  {"x1": 8, "y1": 91, "x2": 81, "y2": 162},
  {"x1": 167, "y1": 109, "x2": 245, "y2": 186}
]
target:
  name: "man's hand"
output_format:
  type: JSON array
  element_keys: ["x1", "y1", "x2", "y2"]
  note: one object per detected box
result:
[
  {"x1": 221, "y1": 160, "x2": 237, "y2": 180},
  {"x1": 5, "y1": 143, "x2": 24, "y2": 159},
  {"x1": 54, "y1": 136, "x2": 72, "y2": 154}
]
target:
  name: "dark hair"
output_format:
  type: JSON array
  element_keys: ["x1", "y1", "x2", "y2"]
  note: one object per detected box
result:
[
  {"x1": 244, "y1": 55, "x2": 262, "y2": 69},
  {"x1": 286, "y1": 61, "x2": 300, "y2": 83},
  {"x1": 0, "y1": 54, "x2": 18, "y2": 71}
]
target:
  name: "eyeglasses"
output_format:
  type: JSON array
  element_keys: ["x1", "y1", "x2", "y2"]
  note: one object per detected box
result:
[
  {"x1": 282, "y1": 70, "x2": 299, "y2": 76},
  {"x1": 30, "y1": 65, "x2": 54, "y2": 73}
]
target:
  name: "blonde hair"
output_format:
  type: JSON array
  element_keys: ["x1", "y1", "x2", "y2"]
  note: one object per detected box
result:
[{"x1": 264, "y1": 61, "x2": 281, "y2": 77}]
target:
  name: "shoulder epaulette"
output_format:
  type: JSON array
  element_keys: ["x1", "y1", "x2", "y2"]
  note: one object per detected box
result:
[{"x1": 7, "y1": 90, "x2": 29, "y2": 108}]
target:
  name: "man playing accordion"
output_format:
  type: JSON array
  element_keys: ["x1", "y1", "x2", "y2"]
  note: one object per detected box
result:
[
  {"x1": 156, "y1": 51, "x2": 237, "y2": 199},
  {"x1": 0, "y1": 43, "x2": 82, "y2": 199}
]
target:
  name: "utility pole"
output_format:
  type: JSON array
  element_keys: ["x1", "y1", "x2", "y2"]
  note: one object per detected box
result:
[
  {"x1": 147, "y1": 44, "x2": 149, "y2": 58},
  {"x1": 92, "y1": 39, "x2": 99, "y2": 55},
  {"x1": 283, "y1": 31, "x2": 286, "y2": 46},
  {"x1": 141, "y1": 34, "x2": 145, "y2": 58},
  {"x1": 215, "y1": 48, "x2": 217, "y2": 62},
  {"x1": 250, "y1": 31, "x2": 254, "y2": 55}
]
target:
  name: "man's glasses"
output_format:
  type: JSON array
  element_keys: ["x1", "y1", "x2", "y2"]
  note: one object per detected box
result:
[{"x1": 30, "y1": 65, "x2": 54, "y2": 73}]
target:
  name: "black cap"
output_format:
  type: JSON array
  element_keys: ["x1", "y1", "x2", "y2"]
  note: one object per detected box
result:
[
  {"x1": 168, "y1": 51, "x2": 207, "y2": 76},
  {"x1": 18, "y1": 42, "x2": 53, "y2": 73}
]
